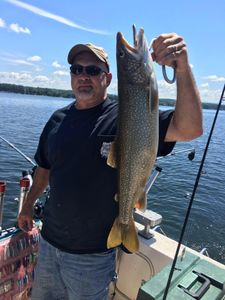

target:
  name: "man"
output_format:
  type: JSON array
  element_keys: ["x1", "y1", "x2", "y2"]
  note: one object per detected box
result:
[{"x1": 18, "y1": 33, "x2": 202, "y2": 300}]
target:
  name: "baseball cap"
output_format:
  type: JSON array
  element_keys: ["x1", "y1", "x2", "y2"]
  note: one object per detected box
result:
[{"x1": 67, "y1": 43, "x2": 110, "y2": 71}]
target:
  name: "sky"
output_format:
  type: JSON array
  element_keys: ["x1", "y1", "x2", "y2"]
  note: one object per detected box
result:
[{"x1": 0, "y1": 0, "x2": 224, "y2": 103}]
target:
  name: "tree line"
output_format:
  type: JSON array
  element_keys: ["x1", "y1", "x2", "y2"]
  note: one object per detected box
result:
[
  {"x1": 0, "y1": 83, "x2": 223, "y2": 110},
  {"x1": 0, "y1": 83, "x2": 119, "y2": 101},
  {"x1": 0, "y1": 83, "x2": 74, "y2": 98}
]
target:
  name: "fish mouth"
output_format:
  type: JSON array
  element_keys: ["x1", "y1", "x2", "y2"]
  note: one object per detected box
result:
[{"x1": 117, "y1": 25, "x2": 145, "y2": 57}]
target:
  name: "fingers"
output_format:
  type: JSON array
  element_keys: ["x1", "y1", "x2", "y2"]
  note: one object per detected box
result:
[
  {"x1": 152, "y1": 33, "x2": 182, "y2": 50},
  {"x1": 17, "y1": 215, "x2": 34, "y2": 232},
  {"x1": 151, "y1": 33, "x2": 188, "y2": 71}
]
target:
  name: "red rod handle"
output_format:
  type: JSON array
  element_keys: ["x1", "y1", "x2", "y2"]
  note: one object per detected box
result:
[
  {"x1": 20, "y1": 178, "x2": 30, "y2": 188},
  {"x1": 0, "y1": 181, "x2": 6, "y2": 193}
]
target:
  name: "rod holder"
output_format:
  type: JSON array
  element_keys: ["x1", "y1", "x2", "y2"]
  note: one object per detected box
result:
[
  {"x1": 17, "y1": 178, "x2": 30, "y2": 216},
  {"x1": 134, "y1": 209, "x2": 162, "y2": 239},
  {"x1": 0, "y1": 181, "x2": 6, "y2": 234}
]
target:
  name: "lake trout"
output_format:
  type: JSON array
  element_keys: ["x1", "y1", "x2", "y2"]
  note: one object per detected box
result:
[{"x1": 107, "y1": 26, "x2": 159, "y2": 253}]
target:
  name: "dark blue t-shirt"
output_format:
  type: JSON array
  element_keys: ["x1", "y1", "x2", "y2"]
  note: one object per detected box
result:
[{"x1": 35, "y1": 97, "x2": 175, "y2": 253}]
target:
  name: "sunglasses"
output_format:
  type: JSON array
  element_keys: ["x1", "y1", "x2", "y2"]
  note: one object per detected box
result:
[{"x1": 70, "y1": 64, "x2": 106, "y2": 76}]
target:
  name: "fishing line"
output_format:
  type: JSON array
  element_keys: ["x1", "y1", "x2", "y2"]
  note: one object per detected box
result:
[{"x1": 162, "y1": 83, "x2": 225, "y2": 300}]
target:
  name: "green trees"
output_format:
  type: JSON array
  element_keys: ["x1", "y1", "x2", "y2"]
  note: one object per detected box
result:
[
  {"x1": 0, "y1": 83, "x2": 222, "y2": 110},
  {"x1": 0, "y1": 83, "x2": 74, "y2": 98}
]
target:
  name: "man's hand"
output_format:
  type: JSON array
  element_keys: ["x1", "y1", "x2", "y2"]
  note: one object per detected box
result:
[
  {"x1": 152, "y1": 34, "x2": 203, "y2": 142},
  {"x1": 17, "y1": 203, "x2": 34, "y2": 232},
  {"x1": 17, "y1": 166, "x2": 49, "y2": 232},
  {"x1": 151, "y1": 33, "x2": 189, "y2": 73}
]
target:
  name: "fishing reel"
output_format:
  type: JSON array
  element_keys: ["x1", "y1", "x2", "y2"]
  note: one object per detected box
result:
[{"x1": 33, "y1": 190, "x2": 49, "y2": 220}]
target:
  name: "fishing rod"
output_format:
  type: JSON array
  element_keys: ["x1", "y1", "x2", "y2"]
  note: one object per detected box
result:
[
  {"x1": 145, "y1": 147, "x2": 195, "y2": 192},
  {"x1": 157, "y1": 147, "x2": 195, "y2": 161},
  {"x1": 162, "y1": 83, "x2": 225, "y2": 300},
  {"x1": 0, "y1": 135, "x2": 36, "y2": 167},
  {"x1": 145, "y1": 148, "x2": 195, "y2": 195}
]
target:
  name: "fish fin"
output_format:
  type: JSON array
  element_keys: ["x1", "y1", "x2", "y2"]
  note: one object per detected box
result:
[
  {"x1": 107, "y1": 141, "x2": 117, "y2": 168},
  {"x1": 134, "y1": 192, "x2": 147, "y2": 211},
  {"x1": 107, "y1": 218, "x2": 122, "y2": 249},
  {"x1": 151, "y1": 74, "x2": 158, "y2": 112},
  {"x1": 151, "y1": 92, "x2": 158, "y2": 112},
  {"x1": 122, "y1": 219, "x2": 139, "y2": 253}
]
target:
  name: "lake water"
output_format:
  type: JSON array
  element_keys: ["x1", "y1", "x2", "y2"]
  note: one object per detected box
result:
[{"x1": 0, "y1": 92, "x2": 225, "y2": 264}]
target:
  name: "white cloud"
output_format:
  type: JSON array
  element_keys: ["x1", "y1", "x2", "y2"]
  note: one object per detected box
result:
[
  {"x1": 157, "y1": 80, "x2": 176, "y2": 99},
  {"x1": 34, "y1": 75, "x2": 49, "y2": 82},
  {"x1": 0, "y1": 18, "x2": 30, "y2": 34},
  {"x1": 201, "y1": 83, "x2": 209, "y2": 87},
  {"x1": 203, "y1": 75, "x2": 225, "y2": 82},
  {"x1": 27, "y1": 55, "x2": 41, "y2": 62},
  {"x1": 2, "y1": 57, "x2": 34, "y2": 66},
  {"x1": 6, "y1": 0, "x2": 110, "y2": 35},
  {"x1": 0, "y1": 71, "x2": 32, "y2": 81},
  {"x1": 0, "y1": 71, "x2": 72, "y2": 90},
  {"x1": 1, "y1": 55, "x2": 41, "y2": 66},
  {"x1": 9, "y1": 23, "x2": 31, "y2": 34},
  {"x1": 0, "y1": 18, "x2": 6, "y2": 28},
  {"x1": 156, "y1": 78, "x2": 222, "y2": 102},
  {"x1": 199, "y1": 88, "x2": 222, "y2": 103},
  {"x1": 14, "y1": 59, "x2": 33, "y2": 65},
  {"x1": 52, "y1": 61, "x2": 61, "y2": 68},
  {"x1": 53, "y1": 70, "x2": 69, "y2": 76}
]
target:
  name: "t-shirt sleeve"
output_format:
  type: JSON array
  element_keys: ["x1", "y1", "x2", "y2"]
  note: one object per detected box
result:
[
  {"x1": 34, "y1": 121, "x2": 51, "y2": 169},
  {"x1": 157, "y1": 109, "x2": 176, "y2": 157}
]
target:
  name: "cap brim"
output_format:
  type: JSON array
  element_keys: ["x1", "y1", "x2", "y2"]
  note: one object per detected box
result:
[{"x1": 68, "y1": 44, "x2": 106, "y2": 65}]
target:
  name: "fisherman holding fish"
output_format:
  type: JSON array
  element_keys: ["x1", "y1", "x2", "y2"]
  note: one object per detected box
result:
[{"x1": 18, "y1": 27, "x2": 202, "y2": 300}]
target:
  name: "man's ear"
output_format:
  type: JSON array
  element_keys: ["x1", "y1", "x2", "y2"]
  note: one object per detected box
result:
[{"x1": 106, "y1": 73, "x2": 112, "y2": 86}]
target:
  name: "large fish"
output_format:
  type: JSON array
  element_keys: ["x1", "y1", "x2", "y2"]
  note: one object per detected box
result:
[{"x1": 107, "y1": 26, "x2": 159, "y2": 253}]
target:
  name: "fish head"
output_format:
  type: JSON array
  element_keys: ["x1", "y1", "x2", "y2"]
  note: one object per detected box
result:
[{"x1": 116, "y1": 26, "x2": 154, "y2": 86}]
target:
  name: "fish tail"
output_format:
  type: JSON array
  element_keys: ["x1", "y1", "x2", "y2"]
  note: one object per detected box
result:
[
  {"x1": 107, "y1": 217, "x2": 122, "y2": 249},
  {"x1": 122, "y1": 219, "x2": 139, "y2": 253},
  {"x1": 107, "y1": 218, "x2": 139, "y2": 253}
]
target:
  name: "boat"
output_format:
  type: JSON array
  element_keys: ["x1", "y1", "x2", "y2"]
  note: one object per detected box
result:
[
  {"x1": 1, "y1": 84, "x2": 225, "y2": 299},
  {"x1": 0, "y1": 156, "x2": 225, "y2": 300},
  {"x1": 108, "y1": 209, "x2": 225, "y2": 299},
  {"x1": 108, "y1": 84, "x2": 225, "y2": 299}
]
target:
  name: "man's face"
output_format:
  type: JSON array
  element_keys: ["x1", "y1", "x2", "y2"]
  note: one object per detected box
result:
[{"x1": 70, "y1": 52, "x2": 112, "y2": 108}]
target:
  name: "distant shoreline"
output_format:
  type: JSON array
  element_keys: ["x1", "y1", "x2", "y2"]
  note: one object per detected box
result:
[{"x1": 0, "y1": 83, "x2": 223, "y2": 110}]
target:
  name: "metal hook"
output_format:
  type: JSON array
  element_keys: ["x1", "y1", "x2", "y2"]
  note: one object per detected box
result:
[
  {"x1": 149, "y1": 38, "x2": 176, "y2": 84},
  {"x1": 162, "y1": 65, "x2": 176, "y2": 84}
]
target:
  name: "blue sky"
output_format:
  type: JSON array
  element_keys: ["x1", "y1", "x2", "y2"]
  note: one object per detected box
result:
[{"x1": 0, "y1": 0, "x2": 224, "y2": 102}]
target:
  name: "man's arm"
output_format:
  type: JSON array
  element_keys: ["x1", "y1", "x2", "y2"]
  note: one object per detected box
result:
[
  {"x1": 17, "y1": 166, "x2": 49, "y2": 232},
  {"x1": 152, "y1": 33, "x2": 203, "y2": 142}
]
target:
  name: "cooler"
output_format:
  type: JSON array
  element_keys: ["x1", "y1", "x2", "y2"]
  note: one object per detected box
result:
[{"x1": 137, "y1": 251, "x2": 225, "y2": 300}]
